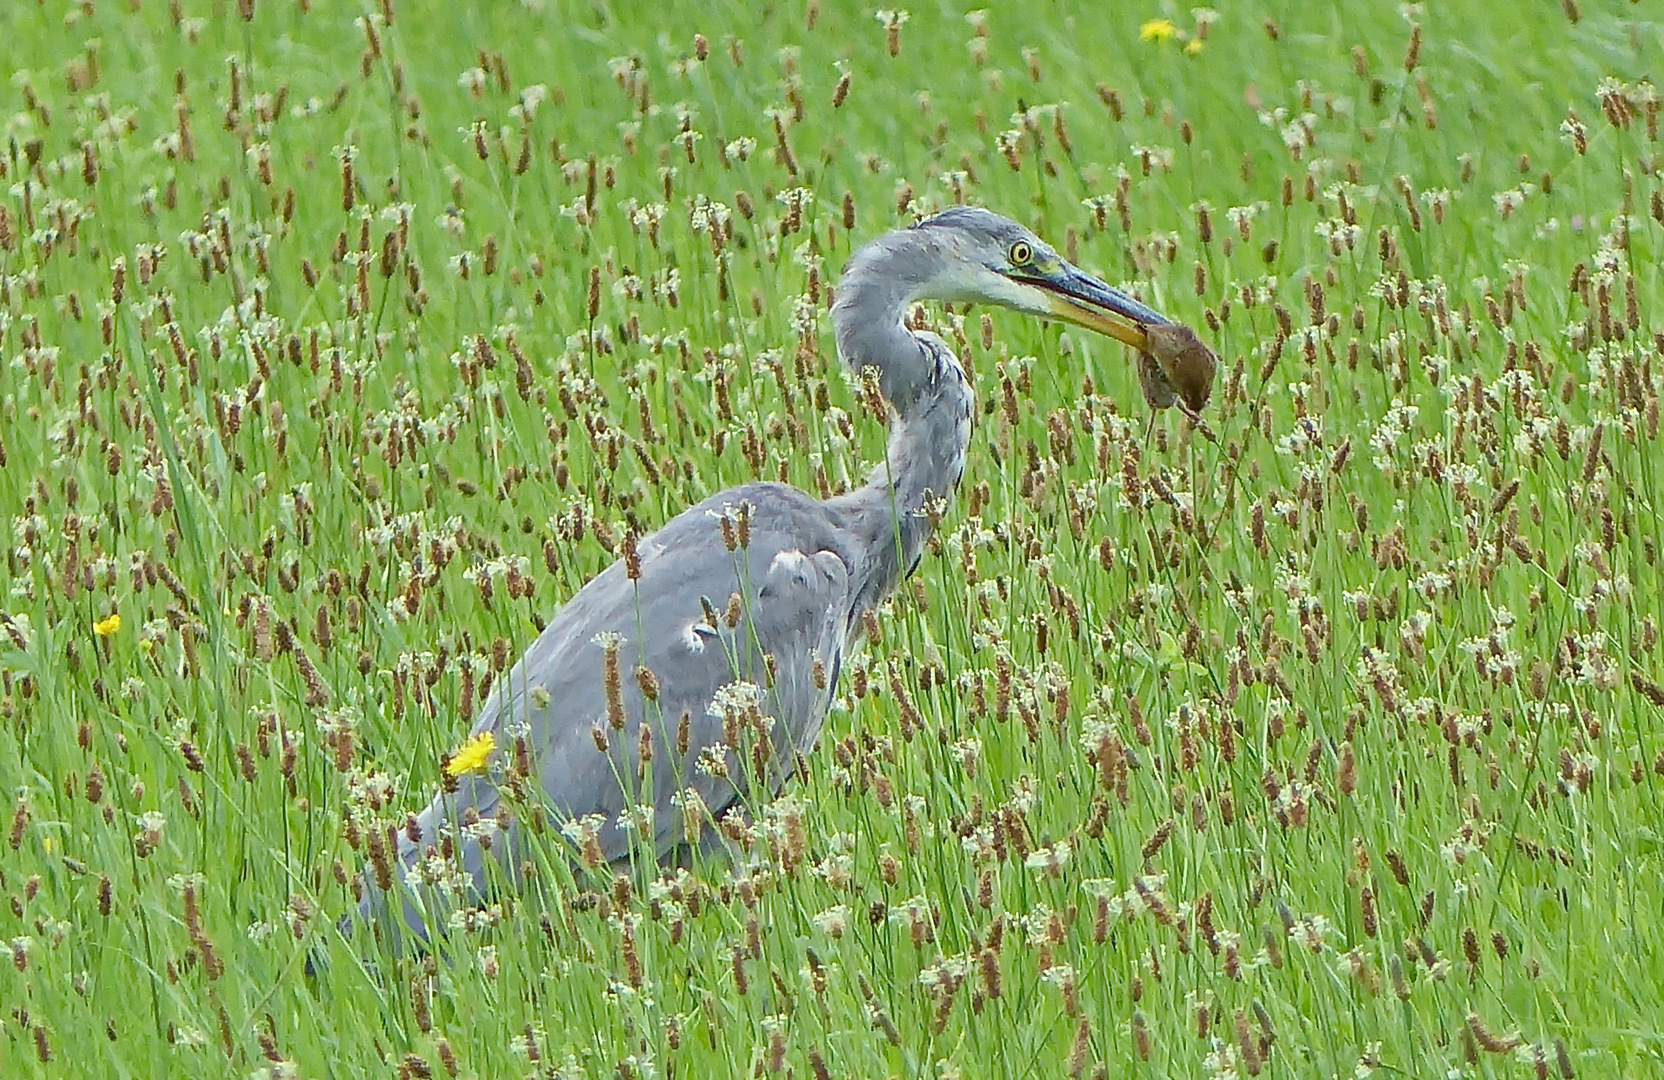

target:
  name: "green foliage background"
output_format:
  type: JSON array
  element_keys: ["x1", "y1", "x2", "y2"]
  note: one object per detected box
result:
[{"x1": 0, "y1": 0, "x2": 1661, "y2": 1076}]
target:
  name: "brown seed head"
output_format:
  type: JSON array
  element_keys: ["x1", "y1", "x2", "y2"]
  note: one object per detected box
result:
[{"x1": 603, "y1": 637, "x2": 626, "y2": 729}]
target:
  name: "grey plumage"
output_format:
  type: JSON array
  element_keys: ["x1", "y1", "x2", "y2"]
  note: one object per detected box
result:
[{"x1": 354, "y1": 207, "x2": 1168, "y2": 942}]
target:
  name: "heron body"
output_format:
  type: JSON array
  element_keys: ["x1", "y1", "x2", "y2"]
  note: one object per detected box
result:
[{"x1": 358, "y1": 207, "x2": 1170, "y2": 941}]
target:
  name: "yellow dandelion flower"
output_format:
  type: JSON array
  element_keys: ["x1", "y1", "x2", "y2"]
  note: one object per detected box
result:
[
  {"x1": 446, "y1": 732, "x2": 496, "y2": 776},
  {"x1": 1139, "y1": 18, "x2": 1178, "y2": 42},
  {"x1": 1184, "y1": 38, "x2": 1204, "y2": 56},
  {"x1": 93, "y1": 613, "x2": 122, "y2": 637}
]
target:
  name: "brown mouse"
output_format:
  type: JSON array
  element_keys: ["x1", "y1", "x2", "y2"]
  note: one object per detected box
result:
[{"x1": 1138, "y1": 322, "x2": 1217, "y2": 417}]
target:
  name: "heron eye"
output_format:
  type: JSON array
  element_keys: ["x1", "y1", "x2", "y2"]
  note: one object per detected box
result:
[{"x1": 1008, "y1": 240, "x2": 1033, "y2": 265}]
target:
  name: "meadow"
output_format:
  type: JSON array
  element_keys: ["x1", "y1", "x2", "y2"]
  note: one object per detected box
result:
[{"x1": 1, "y1": 0, "x2": 1662, "y2": 1076}]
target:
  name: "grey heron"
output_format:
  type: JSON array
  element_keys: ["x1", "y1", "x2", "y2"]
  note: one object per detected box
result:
[{"x1": 353, "y1": 206, "x2": 1176, "y2": 944}]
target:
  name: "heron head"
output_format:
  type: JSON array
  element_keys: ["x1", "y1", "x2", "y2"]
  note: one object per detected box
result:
[{"x1": 911, "y1": 206, "x2": 1168, "y2": 351}]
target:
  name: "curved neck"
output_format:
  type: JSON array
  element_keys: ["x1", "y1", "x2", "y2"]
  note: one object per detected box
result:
[
  {"x1": 827, "y1": 227, "x2": 977, "y2": 626},
  {"x1": 832, "y1": 229, "x2": 956, "y2": 411}
]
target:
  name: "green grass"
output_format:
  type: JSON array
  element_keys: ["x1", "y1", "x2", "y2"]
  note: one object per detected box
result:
[{"x1": 1, "y1": 0, "x2": 1662, "y2": 1076}]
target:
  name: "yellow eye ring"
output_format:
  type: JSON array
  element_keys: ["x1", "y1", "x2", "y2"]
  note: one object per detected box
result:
[{"x1": 1009, "y1": 240, "x2": 1033, "y2": 265}]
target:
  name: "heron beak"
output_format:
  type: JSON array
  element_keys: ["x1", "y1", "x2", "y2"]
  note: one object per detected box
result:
[{"x1": 1021, "y1": 264, "x2": 1169, "y2": 351}]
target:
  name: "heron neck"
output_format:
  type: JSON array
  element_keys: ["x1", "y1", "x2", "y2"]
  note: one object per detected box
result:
[
  {"x1": 827, "y1": 229, "x2": 975, "y2": 623},
  {"x1": 831, "y1": 230, "x2": 956, "y2": 410},
  {"x1": 827, "y1": 337, "x2": 972, "y2": 626}
]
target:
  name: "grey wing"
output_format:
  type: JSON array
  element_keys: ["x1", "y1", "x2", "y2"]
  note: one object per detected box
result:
[{"x1": 361, "y1": 482, "x2": 855, "y2": 938}]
